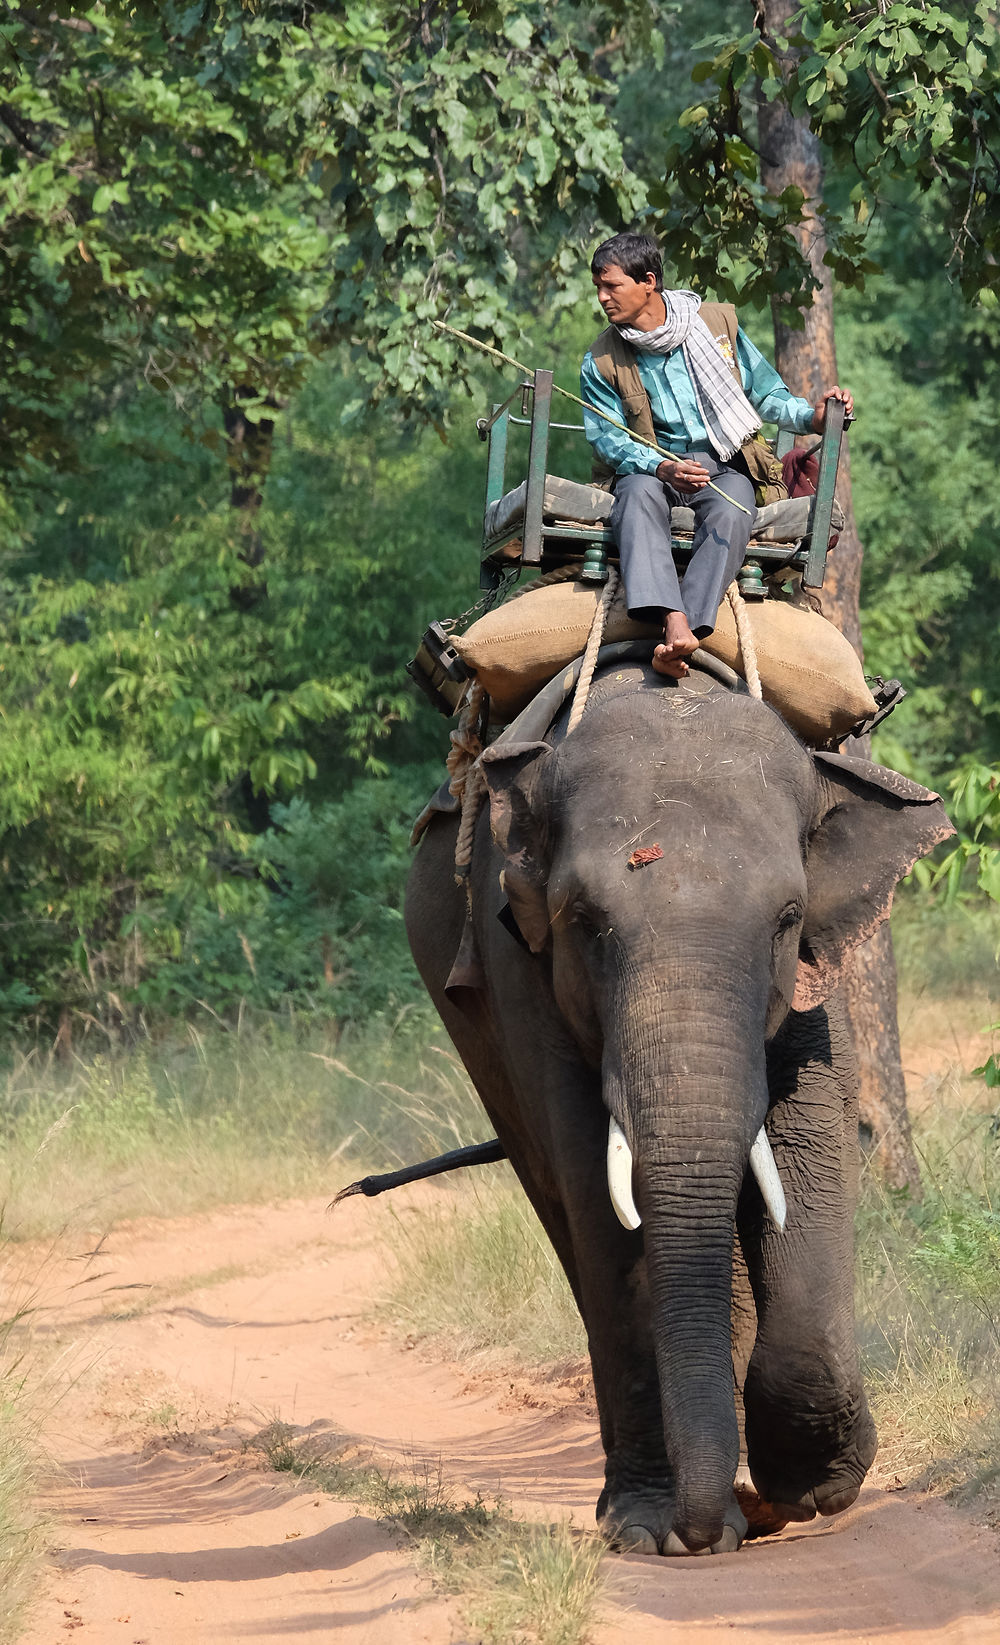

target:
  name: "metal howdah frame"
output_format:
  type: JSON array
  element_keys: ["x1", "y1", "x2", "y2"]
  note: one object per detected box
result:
[{"x1": 478, "y1": 369, "x2": 847, "y2": 597}]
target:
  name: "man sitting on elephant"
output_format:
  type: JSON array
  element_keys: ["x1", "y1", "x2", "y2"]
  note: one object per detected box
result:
[{"x1": 581, "y1": 231, "x2": 853, "y2": 679}]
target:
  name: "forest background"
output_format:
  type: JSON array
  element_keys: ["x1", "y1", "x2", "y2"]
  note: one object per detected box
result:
[{"x1": 1, "y1": 0, "x2": 998, "y2": 1043}]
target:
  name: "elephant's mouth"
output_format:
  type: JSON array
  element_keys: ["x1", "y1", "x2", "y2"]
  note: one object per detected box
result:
[{"x1": 606, "y1": 1114, "x2": 787, "y2": 1233}]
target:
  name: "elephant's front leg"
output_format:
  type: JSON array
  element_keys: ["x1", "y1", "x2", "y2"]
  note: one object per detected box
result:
[{"x1": 739, "y1": 997, "x2": 877, "y2": 1520}]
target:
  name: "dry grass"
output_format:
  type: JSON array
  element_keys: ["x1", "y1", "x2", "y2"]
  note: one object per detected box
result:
[
  {"x1": 381, "y1": 1173, "x2": 586, "y2": 1370},
  {"x1": 0, "y1": 1023, "x2": 487, "y2": 1242},
  {"x1": 0, "y1": 1275, "x2": 50, "y2": 1644},
  {"x1": 255, "y1": 1422, "x2": 606, "y2": 1645},
  {"x1": 859, "y1": 899, "x2": 1000, "y2": 1515},
  {"x1": 856, "y1": 1093, "x2": 1000, "y2": 1519},
  {"x1": 425, "y1": 1517, "x2": 607, "y2": 1645}
]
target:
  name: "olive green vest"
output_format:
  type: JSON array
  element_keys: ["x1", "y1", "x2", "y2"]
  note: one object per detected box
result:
[{"x1": 587, "y1": 301, "x2": 743, "y2": 489}]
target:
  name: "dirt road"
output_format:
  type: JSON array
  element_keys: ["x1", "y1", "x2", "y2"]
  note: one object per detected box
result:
[{"x1": 18, "y1": 1185, "x2": 1000, "y2": 1645}]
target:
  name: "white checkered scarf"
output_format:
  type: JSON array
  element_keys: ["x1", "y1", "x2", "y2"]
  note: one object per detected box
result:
[{"x1": 616, "y1": 288, "x2": 761, "y2": 461}]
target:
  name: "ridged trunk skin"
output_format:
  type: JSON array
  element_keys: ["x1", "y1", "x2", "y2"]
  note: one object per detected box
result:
[
  {"x1": 609, "y1": 971, "x2": 770, "y2": 1548},
  {"x1": 757, "y1": 0, "x2": 919, "y2": 1191}
]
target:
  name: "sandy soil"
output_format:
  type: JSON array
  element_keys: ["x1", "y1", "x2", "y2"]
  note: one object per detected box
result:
[{"x1": 11, "y1": 1180, "x2": 1000, "y2": 1645}]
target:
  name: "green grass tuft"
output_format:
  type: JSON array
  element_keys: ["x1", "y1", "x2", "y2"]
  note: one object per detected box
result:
[{"x1": 426, "y1": 1518, "x2": 607, "y2": 1645}]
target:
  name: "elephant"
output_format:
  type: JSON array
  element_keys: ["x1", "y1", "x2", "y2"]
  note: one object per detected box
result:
[{"x1": 404, "y1": 654, "x2": 952, "y2": 1557}]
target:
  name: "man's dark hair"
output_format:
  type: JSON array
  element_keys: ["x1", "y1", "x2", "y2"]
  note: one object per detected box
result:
[{"x1": 590, "y1": 232, "x2": 663, "y2": 290}]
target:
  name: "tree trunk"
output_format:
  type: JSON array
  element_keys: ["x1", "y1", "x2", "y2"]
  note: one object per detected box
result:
[
  {"x1": 223, "y1": 387, "x2": 276, "y2": 833},
  {"x1": 757, "y1": 0, "x2": 920, "y2": 1192},
  {"x1": 223, "y1": 387, "x2": 276, "y2": 606}
]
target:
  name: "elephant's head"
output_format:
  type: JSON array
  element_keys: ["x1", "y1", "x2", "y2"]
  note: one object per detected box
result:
[{"x1": 481, "y1": 676, "x2": 951, "y2": 1549}]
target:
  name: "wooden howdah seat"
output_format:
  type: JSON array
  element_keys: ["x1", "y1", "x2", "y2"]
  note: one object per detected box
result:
[{"x1": 478, "y1": 368, "x2": 849, "y2": 598}]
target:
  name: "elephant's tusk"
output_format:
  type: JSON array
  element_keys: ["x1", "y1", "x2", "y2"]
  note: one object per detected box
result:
[
  {"x1": 750, "y1": 1128, "x2": 787, "y2": 1232},
  {"x1": 607, "y1": 1116, "x2": 641, "y2": 1231}
]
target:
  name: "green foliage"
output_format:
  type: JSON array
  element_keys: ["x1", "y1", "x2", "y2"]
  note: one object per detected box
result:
[
  {"x1": 649, "y1": 44, "x2": 833, "y2": 309},
  {"x1": 0, "y1": 350, "x2": 486, "y2": 1028},
  {"x1": 787, "y1": 1, "x2": 1000, "y2": 303},
  {"x1": 657, "y1": 1, "x2": 999, "y2": 307},
  {"x1": 140, "y1": 781, "x2": 434, "y2": 1021},
  {"x1": 918, "y1": 764, "x2": 1000, "y2": 906},
  {"x1": 0, "y1": 0, "x2": 644, "y2": 474},
  {"x1": 892, "y1": 760, "x2": 1000, "y2": 1091}
]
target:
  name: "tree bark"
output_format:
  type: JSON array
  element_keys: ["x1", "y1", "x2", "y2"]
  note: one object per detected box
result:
[{"x1": 757, "y1": 0, "x2": 920, "y2": 1191}]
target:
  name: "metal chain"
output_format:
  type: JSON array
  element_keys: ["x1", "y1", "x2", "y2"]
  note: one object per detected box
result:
[{"x1": 439, "y1": 565, "x2": 522, "y2": 636}]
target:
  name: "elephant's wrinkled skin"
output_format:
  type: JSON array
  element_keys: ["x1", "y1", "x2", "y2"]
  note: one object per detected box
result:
[{"x1": 405, "y1": 663, "x2": 952, "y2": 1556}]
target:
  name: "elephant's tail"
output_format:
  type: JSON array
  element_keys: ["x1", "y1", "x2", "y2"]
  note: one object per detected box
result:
[{"x1": 331, "y1": 1139, "x2": 506, "y2": 1208}]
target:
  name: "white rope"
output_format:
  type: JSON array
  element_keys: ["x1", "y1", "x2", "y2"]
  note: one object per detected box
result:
[
  {"x1": 567, "y1": 568, "x2": 620, "y2": 735},
  {"x1": 448, "y1": 679, "x2": 488, "y2": 884},
  {"x1": 726, "y1": 581, "x2": 763, "y2": 702}
]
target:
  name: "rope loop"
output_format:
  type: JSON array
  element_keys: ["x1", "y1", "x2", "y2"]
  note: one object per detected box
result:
[
  {"x1": 726, "y1": 582, "x2": 763, "y2": 702},
  {"x1": 567, "y1": 567, "x2": 620, "y2": 735},
  {"x1": 453, "y1": 762, "x2": 486, "y2": 886},
  {"x1": 447, "y1": 680, "x2": 487, "y2": 886},
  {"x1": 447, "y1": 679, "x2": 486, "y2": 799}
]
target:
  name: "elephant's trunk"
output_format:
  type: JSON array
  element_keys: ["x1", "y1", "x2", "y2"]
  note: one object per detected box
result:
[{"x1": 608, "y1": 978, "x2": 770, "y2": 1551}]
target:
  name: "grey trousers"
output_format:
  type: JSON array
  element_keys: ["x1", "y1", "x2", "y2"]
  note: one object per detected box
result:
[{"x1": 609, "y1": 455, "x2": 756, "y2": 636}]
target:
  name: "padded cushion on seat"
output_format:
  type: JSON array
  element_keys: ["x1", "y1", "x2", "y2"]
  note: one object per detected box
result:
[
  {"x1": 670, "y1": 494, "x2": 845, "y2": 542},
  {"x1": 485, "y1": 473, "x2": 844, "y2": 546},
  {"x1": 485, "y1": 475, "x2": 613, "y2": 539}
]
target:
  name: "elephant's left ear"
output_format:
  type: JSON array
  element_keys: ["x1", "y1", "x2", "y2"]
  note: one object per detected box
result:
[
  {"x1": 480, "y1": 738, "x2": 553, "y2": 953},
  {"x1": 795, "y1": 752, "x2": 955, "y2": 1011}
]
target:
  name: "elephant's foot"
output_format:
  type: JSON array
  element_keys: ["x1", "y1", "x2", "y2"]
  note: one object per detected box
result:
[
  {"x1": 597, "y1": 1484, "x2": 748, "y2": 1557},
  {"x1": 744, "y1": 1362, "x2": 878, "y2": 1525}
]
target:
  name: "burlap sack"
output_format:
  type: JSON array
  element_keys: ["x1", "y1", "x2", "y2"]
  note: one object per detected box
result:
[
  {"x1": 698, "y1": 595, "x2": 877, "y2": 741},
  {"x1": 455, "y1": 580, "x2": 876, "y2": 742}
]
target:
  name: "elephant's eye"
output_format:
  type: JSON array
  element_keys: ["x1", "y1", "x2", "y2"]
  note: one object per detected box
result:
[
  {"x1": 774, "y1": 902, "x2": 803, "y2": 937},
  {"x1": 571, "y1": 902, "x2": 606, "y2": 940}
]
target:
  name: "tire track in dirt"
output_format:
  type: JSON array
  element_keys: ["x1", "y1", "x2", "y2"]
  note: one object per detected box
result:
[{"x1": 12, "y1": 1188, "x2": 1000, "y2": 1644}]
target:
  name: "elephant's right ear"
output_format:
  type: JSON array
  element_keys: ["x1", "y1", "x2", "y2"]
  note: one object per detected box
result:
[
  {"x1": 795, "y1": 751, "x2": 954, "y2": 1009},
  {"x1": 480, "y1": 739, "x2": 553, "y2": 953}
]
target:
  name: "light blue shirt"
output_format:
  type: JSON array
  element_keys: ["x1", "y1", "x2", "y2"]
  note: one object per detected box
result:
[{"x1": 580, "y1": 327, "x2": 816, "y2": 475}]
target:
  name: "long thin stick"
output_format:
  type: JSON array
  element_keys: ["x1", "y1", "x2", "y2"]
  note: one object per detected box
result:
[{"x1": 431, "y1": 317, "x2": 754, "y2": 517}]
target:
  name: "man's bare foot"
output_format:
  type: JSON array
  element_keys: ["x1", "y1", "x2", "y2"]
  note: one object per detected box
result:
[{"x1": 652, "y1": 610, "x2": 699, "y2": 679}]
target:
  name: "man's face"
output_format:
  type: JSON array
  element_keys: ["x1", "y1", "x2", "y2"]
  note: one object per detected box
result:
[{"x1": 592, "y1": 262, "x2": 659, "y2": 326}]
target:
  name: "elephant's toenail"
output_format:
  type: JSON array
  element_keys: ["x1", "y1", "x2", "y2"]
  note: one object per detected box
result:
[
  {"x1": 615, "y1": 1524, "x2": 658, "y2": 1556},
  {"x1": 710, "y1": 1525, "x2": 741, "y2": 1554}
]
